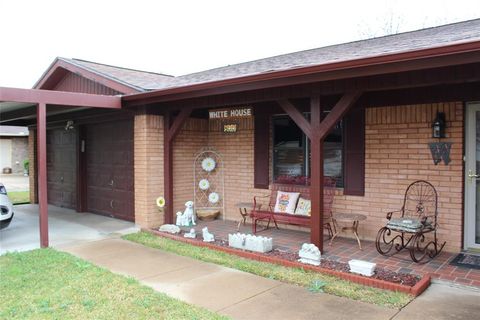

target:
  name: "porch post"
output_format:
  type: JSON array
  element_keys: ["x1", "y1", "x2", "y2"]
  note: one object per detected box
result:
[
  {"x1": 163, "y1": 107, "x2": 194, "y2": 224},
  {"x1": 163, "y1": 112, "x2": 174, "y2": 224},
  {"x1": 310, "y1": 97, "x2": 324, "y2": 251},
  {"x1": 37, "y1": 102, "x2": 49, "y2": 248}
]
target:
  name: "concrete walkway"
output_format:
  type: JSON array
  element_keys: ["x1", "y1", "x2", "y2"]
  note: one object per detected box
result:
[{"x1": 60, "y1": 237, "x2": 480, "y2": 320}]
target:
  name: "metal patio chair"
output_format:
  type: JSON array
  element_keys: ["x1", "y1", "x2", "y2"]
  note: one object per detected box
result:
[{"x1": 375, "y1": 180, "x2": 446, "y2": 263}]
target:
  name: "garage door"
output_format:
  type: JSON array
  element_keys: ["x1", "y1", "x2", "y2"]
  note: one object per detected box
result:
[
  {"x1": 47, "y1": 128, "x2": 77, "y2": 209},
  {"x1": 86, "y1": 120, "x2": 134, "y2": 221}
]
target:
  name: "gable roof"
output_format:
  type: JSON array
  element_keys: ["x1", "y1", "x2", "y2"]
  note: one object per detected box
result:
[
  {"x1": 59, "y1": 58, "x2": 175, "y2": 92},
  {"x1": 169, "y1": 19, "x2": 479, "y2": 87},
  {"x1": 35, "y1": 18, "x2": 480, "y2": 96}
]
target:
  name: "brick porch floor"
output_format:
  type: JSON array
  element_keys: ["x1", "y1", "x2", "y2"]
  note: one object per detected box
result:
[{"x1": 193, "y1": 219, "x2": 480, "y2": 288}]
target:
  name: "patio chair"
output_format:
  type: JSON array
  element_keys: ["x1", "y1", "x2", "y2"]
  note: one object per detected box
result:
[{"x1": 375, "y1": 180, "x2": 446, "y2": 263}]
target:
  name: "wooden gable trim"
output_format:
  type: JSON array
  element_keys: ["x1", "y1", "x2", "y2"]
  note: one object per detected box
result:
[{"x1": 34, "y1": 58, "x2": 140, "y2": 94}]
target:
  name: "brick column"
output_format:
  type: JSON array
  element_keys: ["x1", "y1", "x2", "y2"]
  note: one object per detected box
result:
[
  {"x1": 28, "y1": 128, "x2": 38, "y2": 204},
  {"x1": 134, "y1": 112, "x2": 165, "y2": 228}
]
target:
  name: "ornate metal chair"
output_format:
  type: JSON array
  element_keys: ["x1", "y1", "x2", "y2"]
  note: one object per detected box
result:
[{"x1": 375, "y1": 180, "x2": 446, "y2": 263}]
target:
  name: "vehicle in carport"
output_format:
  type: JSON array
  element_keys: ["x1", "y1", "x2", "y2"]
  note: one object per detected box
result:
[{"x1": 0, "y1": 183, "x2": 14, "y2": 229}]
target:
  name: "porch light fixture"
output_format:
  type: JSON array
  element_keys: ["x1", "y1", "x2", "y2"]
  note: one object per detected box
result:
[
  {"x1": 431, "y1": 112, "x2": 446, "y2": 138},
  {"x1": 64, "y1": 120, "x2": 75, "y2": 131}
]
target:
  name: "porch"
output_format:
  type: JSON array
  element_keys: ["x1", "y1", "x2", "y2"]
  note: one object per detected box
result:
[{"x1": 187, "y1": 219, "x2": 480, "y2": 287}]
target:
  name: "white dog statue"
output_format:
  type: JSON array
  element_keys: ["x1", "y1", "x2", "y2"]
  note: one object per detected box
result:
[
  {"x1": 175, "y1": 201, "x2": 196, "y2": 227},
  {"x1": 202, "y1": 227, "x2": 214, "y2": 242}
]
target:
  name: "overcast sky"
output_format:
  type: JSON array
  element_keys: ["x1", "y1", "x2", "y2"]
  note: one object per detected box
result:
[{"x1": 1, "y1": 0, "x2": 479, "y2": 89}]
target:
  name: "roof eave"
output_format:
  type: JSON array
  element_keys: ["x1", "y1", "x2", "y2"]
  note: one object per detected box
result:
[{"x1": 123, "y1": 39, "x2": 480, "y2": 106}]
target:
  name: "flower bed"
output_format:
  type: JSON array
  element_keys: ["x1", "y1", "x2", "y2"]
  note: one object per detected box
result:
[{"x1": 146, "y1": 228, "x2": 430, "y2": 296}]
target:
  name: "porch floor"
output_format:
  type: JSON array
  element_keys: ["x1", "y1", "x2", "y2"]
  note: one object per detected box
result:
[{"x1": 193, "y1": 219, "x2": 480, "y2": 288}]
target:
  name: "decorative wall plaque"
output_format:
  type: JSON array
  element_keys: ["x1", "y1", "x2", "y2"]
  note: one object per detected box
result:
[{"x1": 428, "y1": 142, "x2": 452, "y2": 165}]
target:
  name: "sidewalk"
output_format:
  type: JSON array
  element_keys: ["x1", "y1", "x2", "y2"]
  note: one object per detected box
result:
[{"x1": 59, "y1": 238, "x2": 480, "y2": 320}]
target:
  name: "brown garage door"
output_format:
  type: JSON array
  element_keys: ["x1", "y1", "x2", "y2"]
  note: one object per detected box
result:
[
  {"x1": 47, "y1": 128, "x2": 77, "y2": 209},
  {"x1": 85, "y1": 120, "x2": 134, "y2": 221}
]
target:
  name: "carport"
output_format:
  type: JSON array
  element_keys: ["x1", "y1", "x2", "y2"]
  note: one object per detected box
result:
[{"x1": 0, "y1": 87, "x2": 121, "y2": 247}]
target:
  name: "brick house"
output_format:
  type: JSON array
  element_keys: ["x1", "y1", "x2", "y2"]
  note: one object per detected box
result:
[
  {"x1": 0, "y1": 126, "x2": 28, "y2": 174},
  {"x1": 1, "y1": 19, "x2": 480, "y2": 254}
]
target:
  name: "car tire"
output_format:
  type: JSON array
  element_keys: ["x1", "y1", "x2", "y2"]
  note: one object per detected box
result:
[{"x1": 0, "y1": 213, "x2": 14, "y2": 230}]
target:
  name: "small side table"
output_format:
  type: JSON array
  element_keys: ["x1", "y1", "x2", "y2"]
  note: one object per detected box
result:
[
  {"x1": 329, "y1": 213, "x2": 367, "y2": 250},
  {"x1": 235, "y1": 202, "x2": 256, "y2": 231}
]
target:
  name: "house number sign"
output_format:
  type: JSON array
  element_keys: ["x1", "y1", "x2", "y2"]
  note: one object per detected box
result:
[{"x1": 209, "y1": 107, "x2": 252, "y2": 119}]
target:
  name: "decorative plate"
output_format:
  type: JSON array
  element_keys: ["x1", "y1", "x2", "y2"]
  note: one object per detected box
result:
[
  {"x1": 198, "y1": 179, "x2": 210, "y2": 190},
  {"x1": 201, "y1": 157, "x2": 216, "y2": 172},
  {"x1": 208, "y1": 192, "x2": 220, "y2": 204},
  {"x1": 156, "y1": 196, "x2": 165, "y2": 208}
]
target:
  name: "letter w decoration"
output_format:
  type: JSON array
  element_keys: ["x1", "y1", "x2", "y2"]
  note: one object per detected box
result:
[{"x1": 428, "y1": 142, "x2": 452, "y2": 165}]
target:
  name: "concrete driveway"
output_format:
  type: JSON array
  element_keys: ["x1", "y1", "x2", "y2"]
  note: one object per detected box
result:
[
  {"x1": 0, "y1": 204, "x2": 138, "y2": 255},
  {"x1": 0, "y1": 174, "x2": 29, "y2": 191}
]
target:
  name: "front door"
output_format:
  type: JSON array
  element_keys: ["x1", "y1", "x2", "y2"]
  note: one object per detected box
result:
[{"x1": 465, "y1": 102, "x2": 480, "y2": 249}]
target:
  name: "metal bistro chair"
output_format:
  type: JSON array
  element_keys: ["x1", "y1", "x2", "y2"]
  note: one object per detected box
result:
[{"x1": 375, "y1": 180, "x2": 446, "y2": 263}]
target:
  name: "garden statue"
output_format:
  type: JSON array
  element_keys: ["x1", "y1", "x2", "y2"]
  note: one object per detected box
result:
[
  {"x1": 176, "y1": 201, "x2": 196, "y2": 226},
  {"x1": 298, "y1": 243, "x2": 321, "y2": 266},
  {"x1": 159, "y1": 224, "x2": 180, "y2": 234},
  {"x1": 202, "y1": 227, "x2": 214, "y2": 242},
  {"x1": 184, "y1": 228, "x2": 196, "y2": 239}
]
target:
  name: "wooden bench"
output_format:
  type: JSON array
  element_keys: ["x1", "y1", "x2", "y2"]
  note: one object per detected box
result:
[{"x1": 250, "y1": 178, "x2": 336, "y2": 237}]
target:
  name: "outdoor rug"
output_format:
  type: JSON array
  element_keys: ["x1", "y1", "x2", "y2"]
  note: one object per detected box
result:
[{"x1": 450, "y1": 253, "x2": 480, "y2": 270}]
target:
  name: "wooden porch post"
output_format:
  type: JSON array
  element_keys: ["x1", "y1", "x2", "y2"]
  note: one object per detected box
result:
[
  {"x1": 163, "y1": 107, "x2": 193, "y2": 224},
  {"x1": 277, "y1": 91, "x2": 362, "y2": 252},
  {"x1": 163, "y1": 112, "x2": 174, "y2": 224},
  {"x1": 310, "y1": 96, "x2": 324, "y2": 251},
  {"x1": 37, "y1": 102, "x2": 49, "y2": 248}
]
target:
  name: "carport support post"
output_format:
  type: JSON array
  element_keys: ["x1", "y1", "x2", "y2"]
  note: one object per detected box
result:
[{"x1": 37, "y1": 102, "x2": 49, "y2": 248}]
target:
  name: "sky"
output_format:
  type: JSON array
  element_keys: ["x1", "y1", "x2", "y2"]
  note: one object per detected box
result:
[{"x1": 0, "y1": 0, "x2": 479, "y2": 89}]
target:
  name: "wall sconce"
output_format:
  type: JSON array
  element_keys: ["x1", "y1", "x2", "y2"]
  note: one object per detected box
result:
[
  {"x1": 65, "y1": 120, "x2": 75, "y2": 131},
  {"x1": 432, "y1": 112, "x2": 446, "y2": 138}
]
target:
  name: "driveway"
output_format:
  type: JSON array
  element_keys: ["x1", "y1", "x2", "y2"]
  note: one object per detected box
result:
[
  {"x1": 0, "y1": 173, "x2": 29, "y2": 191},
  {"x1": 0, "y1": 204, "x2": 138, "y2": 254}
]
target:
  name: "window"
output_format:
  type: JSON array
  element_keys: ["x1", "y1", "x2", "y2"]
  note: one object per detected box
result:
[{"x1": 273, "y1": 114, "x2": 343, "y2": 186}]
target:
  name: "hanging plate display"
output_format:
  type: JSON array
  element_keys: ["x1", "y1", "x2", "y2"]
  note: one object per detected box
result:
[
  {"x1": 208, "y1": 192, "x2": 220, "y2": 204},
  {"x1": 201, "y1": 157, "x2": 216, "y2": 172},
  {"x1": 198, "y1": 179, "x2": 210, "y2": 190}
]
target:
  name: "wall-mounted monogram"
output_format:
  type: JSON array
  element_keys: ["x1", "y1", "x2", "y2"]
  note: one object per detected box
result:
[{"x1": 428, "y1": 142, "x2": 452, "y2": 165}]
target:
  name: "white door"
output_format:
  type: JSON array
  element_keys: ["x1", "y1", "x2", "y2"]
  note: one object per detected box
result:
[
  {"x1": 465, "y1": 102, "x2": 480, "y2": 249},
  {"x1": 0, "y1": 139, "x2": 12, "y2": 170}
]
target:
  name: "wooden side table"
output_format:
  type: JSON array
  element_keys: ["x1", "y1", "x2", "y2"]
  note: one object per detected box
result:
[
  {"x1": 329, "y1": 213, "x2": 367, "y2": 250},
  {"x1": 235, "y1": 202, "x2": 255, "y2": 231}
]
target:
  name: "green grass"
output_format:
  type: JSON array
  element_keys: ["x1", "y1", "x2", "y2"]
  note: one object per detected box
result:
[
  {"x1": 123, "y1": 232, "x2": 414, "y2": 309},
  {"x1": 0, "y1": 248, "x2": 228, "y2": 320},
  {"x1": 8, "y1": 191, "x2": 29, "y2": 204}
]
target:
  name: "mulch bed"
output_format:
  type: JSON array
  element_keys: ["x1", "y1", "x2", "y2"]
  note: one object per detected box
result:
[{"x1": 169, "y1": 233, "x2": 421, "y2": 287}]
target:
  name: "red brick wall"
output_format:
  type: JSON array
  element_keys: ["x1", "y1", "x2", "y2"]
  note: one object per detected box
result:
[
  {"x1": 172, "y1": 118, "x2": 209, "y2": 214},
  {"x1": 141, "y1": 102, "x2": 464, "y2": 252},
  {"x1": 134, "y1": 113, "x2": 165, "y2": 228},
  {"x1": 334, "y1": 102, "x2": 463, "y2": 252}
]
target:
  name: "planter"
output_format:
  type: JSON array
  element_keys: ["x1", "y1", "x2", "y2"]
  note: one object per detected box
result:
[
  {"x1": 228, "y1": 233, "x2": 273, "y2": 253},
  {"x1": 348, "y1": 259, "x2": 376, "y2": 277},
  {"x1": 196, "y1": 209, "x2": 220, "y2": 221}
]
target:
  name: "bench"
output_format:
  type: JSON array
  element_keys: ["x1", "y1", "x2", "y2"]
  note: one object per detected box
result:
[{"x1": 250, "y1": 178, "x2": 336, "y2": 237}]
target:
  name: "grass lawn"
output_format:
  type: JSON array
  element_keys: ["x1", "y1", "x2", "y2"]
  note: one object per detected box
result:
[
  {"x1": 8, "y1": 191, "x2": 29, "y2": 204},
  {"x1": 0, "y1": 248, "x2": 228, "y2": 320},
  {"x1": 124, "y1": 232, "x2": 413, "y2": 309}
]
